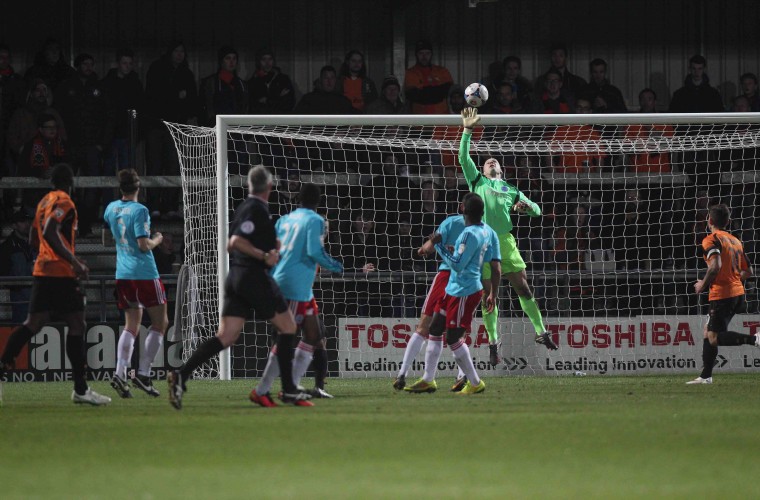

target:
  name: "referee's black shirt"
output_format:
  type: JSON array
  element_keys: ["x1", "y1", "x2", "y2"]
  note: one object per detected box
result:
[{"x1": 229, "y1": 196, "x2": 277, "y2": 272}]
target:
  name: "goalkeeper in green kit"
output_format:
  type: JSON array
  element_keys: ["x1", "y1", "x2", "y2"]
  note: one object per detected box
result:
[{"x1": 459, "y1": 107, "x2": 558, "y2": 363}]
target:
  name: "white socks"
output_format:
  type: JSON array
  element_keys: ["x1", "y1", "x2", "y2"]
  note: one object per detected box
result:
[
  {"x1": 292, "y1": 342, "x2": 315, "y2": 386},
  {"x1": 423, "y1": 335, "x2": 444, "y2": 382},
  {"x1": 138, "y1": 329, "x2": 163, "y2": 377},
  {"x1": 397, "y1": 332, "x2": 425, "y2": 378},
  {"x1": 116, "y1": 329, "x2": 135, "y2": 379},
  {"x1": 450, "y1": 338, "x2": 480, "y2": 386}
]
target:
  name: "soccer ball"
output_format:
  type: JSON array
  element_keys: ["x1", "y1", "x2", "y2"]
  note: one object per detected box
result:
[{"x1": 464, "y1": 83, "x2": 489, "y2": 108}]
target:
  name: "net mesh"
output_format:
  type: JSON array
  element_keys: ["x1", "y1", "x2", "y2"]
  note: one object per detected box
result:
[{"x1": 167, "y1": 116, "x2": 760, "y2": 379}]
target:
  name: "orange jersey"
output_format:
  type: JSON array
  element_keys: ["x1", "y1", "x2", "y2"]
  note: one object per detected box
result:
[
  {"x1": 702, "y1": 229, "x2": 749, "y2": 301},
  {"x1": 404, "y1": 64, "x2": 453, "y2": 114},
  {"x1": 547, "y1": 125, "x2": 605, "y2": 173},
  {"x1": 32, "y1": 190, "x2": 78, "y2": 278},
  {"x1": 624, "y1": 124, "x2": 674, "y2": 173}
]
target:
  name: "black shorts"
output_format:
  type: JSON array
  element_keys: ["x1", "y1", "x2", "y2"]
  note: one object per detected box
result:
[
  {"x1": 29, "y1": 277, "x2": 85, "y2": 314},
  {"x1": 221, "y1": 268, "x2": 287, "y2": 320},
  {"x1": 707, "y1": 295, "x2": 746, "y2": 333}
]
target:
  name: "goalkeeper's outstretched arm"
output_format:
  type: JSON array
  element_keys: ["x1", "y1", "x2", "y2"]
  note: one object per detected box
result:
[
  {"x1": 459, "y1": 108, "x2": 482, "y2": 187},
  {"x1": 512, "y1": 192, "x2": 542, "y2": 217}
]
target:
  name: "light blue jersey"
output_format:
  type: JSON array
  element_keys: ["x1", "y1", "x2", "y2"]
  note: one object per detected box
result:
[
  {"x1": 272, "y1": 208, "x2": 343, "y2": 302},
  {"x1": 435, "y1": 222, "x2": 500, "y2": 297},
  {"x1": 436, "y1": 215, "x2": 466, "y2": 272},
  {"x1": 103, "y1": 200, "x2": 159, "y2": 280}
]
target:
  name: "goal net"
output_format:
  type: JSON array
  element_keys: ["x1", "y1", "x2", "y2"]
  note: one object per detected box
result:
[{"x1": 166, "y1": 113, "x2": 760, "y2": 380}]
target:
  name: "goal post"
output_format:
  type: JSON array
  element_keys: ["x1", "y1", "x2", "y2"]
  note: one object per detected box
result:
[{"x1": 168, "y1": 112, "x2": 760, "y2": 381}]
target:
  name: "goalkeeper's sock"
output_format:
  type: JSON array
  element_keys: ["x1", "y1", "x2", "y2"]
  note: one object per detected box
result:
[
  {"x1": 398, "y1": 332, "x2": 425, "y2": 378},
  {"x1": 1, "y1": 325, "x2": 35, "y2": 367},
  {"x1": 482, "y1": 304, "x2": 499, "y2": 345},
  {"x1": 519, "y1": 296, "x2": 546, "y2": 335},
  {"x1": 66, "y1": 334, "x2": 89, "y2": 395},
  {"x1": 275, "y1": 334, "x2": 297, "y2": 394},
  {"x1": 700, "y1": 339, "x2": 718, "y2": 379},
  {"x1": 256, "y1": 349, "x2": 280, "y2": 395},
  {"x1": 179, "y1": 337, "x2": 224, "y2": 380},
  {"x1": 423, "y1": 335, "x2": 443, "y2": 382},
  {"x1": 116, "y1": 329, "x2": 136, "y2": 380},
  {"x1": 450, "y1": 338, "x2": 480, "y2": 387},
  {"x1": 292, "y1": 341, "x2": 315, "y2": 386},
  {"x1": 138, "y1": 329, "x2": 163, "y2": 377},
  {"x1": 313, "y1": 347, "x2": 328, "y2": 390},
  {"x1": 717, "y1": 331, "x2": 755, "y2": 346}
]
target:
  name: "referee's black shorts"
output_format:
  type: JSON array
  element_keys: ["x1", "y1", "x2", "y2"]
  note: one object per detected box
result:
[
  {"x1": 707, "y1": 295, "x2": 745, "y2": 333},
  {"x1": 222, "y1": 268, "x2": 288, "y2": 320},
  {"x1": 29, "y1": 277, "x2": 86, "y2": 314}
]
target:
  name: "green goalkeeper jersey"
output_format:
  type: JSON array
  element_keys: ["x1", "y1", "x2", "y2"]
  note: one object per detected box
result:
[{"x1": 459, "y1": 130, "x2": 541, "y2": 235}]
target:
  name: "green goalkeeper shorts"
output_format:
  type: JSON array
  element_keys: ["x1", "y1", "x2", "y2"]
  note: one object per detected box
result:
[{"x1": 482, "y1": 232, "x2": 526, "y2": 278}]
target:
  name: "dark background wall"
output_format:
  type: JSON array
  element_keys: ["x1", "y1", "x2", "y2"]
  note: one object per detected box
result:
[{"x1": 3, "y1": 0, "x2": 760, "y2": 110}]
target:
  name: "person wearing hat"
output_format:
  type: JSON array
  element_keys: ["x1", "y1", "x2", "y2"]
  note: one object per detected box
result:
[
  {"x1": 0, "y1": 208, "x2": 35, "y2": 323},
  {"x1": 199, "y1": 45, "x2": 248, "y2": 126},
  {"x1": 364, "y1": 75, "x2": 409, "y2": 114},
  {"x1": 248, "y1": 47, "x2": 295, "y2": 114},
  {"x1": 404, "y1": 39, "x2": 453, "y2": 114}
]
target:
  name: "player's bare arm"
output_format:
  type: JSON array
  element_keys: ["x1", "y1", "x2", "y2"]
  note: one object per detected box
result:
[
  {"x1": 228, "y1": 235, "x2": 280, "y2": 267},
  {"x1": 695, "y1": 254, "x2": 721, "y2": 294},
  {"x1": 137, "y1": 232, "x2": 163, "y2": 252},
  {"x1": 29, "y1": 223, "x2": 39, "y2": 251},
  {"x1": 42, "y1": 217, "x2": 88, "y2": 278},
  {"x1": 417, "y1": 232, "x2": 443, "y2": 256}
]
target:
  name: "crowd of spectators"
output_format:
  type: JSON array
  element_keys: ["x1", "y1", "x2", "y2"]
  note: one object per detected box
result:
[{"x1": 1, "y1": 37, "x2": 758, "y2": 318}]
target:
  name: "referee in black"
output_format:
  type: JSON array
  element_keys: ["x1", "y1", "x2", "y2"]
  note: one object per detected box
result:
[{"x1": 168, "y1": 165, "x2": 311, "y2": 409}]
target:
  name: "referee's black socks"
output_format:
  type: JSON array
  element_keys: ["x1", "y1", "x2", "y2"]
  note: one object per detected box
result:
[
  {"x1": 276, "y1": 334, "x2": 297, "y2": 394},
  {"x1": 180, "y1": 337, "x2": 224, "y2": 380},
  {"x1": 1, "y1": 325, "x2": 35, "y2": 367},
  {"x1": 65, "y1": 334, "x2": 89, "y2": 395}
]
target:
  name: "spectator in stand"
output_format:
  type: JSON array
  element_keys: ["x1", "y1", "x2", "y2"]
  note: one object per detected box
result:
[
  {"x1": 448, "y1": 84, "x2": 466, "y2": 114},
  {"x1": 269, "y1": 169, "x2": 301, "y2": 223},
  {"x1": 100, "y1": 48, "x2": 145, "y2": 175},
  {"x1": 152, "y1": 232, "x2": 177, "y2": 275},
  {"x1": 248, "y1": 47, "x2": 295, "y2": 114},
  {"x1": 24, "y1": 38, "x2": 76, "y2": 91},
  {"x1": 294, "y1": 65, "x2": 354, "y2": 114},
  {"x1": 739, "y1": 73, "x2": 760, "y2": 112},
  {"x1": 54, "y1": 53, "x2": 109, "y2": 235},
  {"x1": 482, "y1": 81, "x2": 523, "y2": 114},
  {"x1": 339, "y1": 210, "x2": 389, "y2": 316},
  {"x1": 145, "y1": 41, "x2": 198, "y2": 220},
  {"x1": 546, "y1": 98, "x2": 605, "y2": 173},
  {"x1": 0, "y1": 208, "x2": 35, "y2": 323},
  {"x1": 481, "y1": 60, "x2": 505, "y2": 99},
  {"x1": 582, "y1": 58, "x2": 627, "y2": 113},
  {"x1": 1, "y1": 44, "x2": 26, "y2": 171},
  {"x1": 364, "y1": 75, "x2": 409, "y2": 114},
  {"x1": 669, "y1": 55, "x2": 724, "y2": 112},
  {"x1": 336, "y1": 50, "x2": 377, "y2": 113},
  {"x1": 535, "y1": 43, "x2": 586, "y2": 103},
  {"x1": 404, "y1": 39, "x2": 453, "y2": 114},
  {"x1": 502, "y1": 55, "x2": 533, "y2": 110},
  {"x1": 410, "y1": 179, "x2": 445, "y2": 241},
  {"x1": 624, "y1": 88, "x2": 674, "y2": 174},
  {"x1": 732, "y1": 95, "x2": 751, "y2": 112},
  {"x1": 199, "y1": 45, "x2": 248, "y2": 126},
  {"x1": 18, "y1": 113, "x2": 68, "y2": 179},
  {"x1": 441, "y1": 165, "x2": 466, "y2": 215},
  {"x1": 6, "y1": 79, "x2": 67, "y2": 171},
  {"x1": 388, "y1": 214, "x2": 423, "y2": 317},
  {"x1": 531, "y1": 68, "x2": 574, "y2": 114}
]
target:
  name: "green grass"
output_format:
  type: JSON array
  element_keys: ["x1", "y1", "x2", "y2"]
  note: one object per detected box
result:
[{"x1": 1, "y1": 375, "x2": 760, "y2": 499}]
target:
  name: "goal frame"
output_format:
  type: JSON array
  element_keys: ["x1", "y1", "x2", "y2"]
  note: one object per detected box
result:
[{"x1": 214, "y1": 112, "x2": 760, "y2": 380}]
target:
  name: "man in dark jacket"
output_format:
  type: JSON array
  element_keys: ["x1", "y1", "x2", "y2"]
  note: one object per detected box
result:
[
  {"x1": 248, "y1": 48, "x2": 294, "y2": 114},
  {"x1": 199, "y1": 45, "x2": 248, "y2": 126},
  {"x1": 581, "y1": 58, "x2": 627, "y2": 113},
  {"x1": 669, "y1": 55, "x2": 724, "y2": 112},
  {"x1": 294, "y1": 65, "x2": 354, "y2": 114}
]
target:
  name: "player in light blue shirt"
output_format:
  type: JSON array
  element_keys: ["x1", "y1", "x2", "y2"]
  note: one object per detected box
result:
[
  {"x1": 102, "y1": 169, "x2": 167, "y2": 399},
  {"x1": 254, "y1": 183, "x2": 344, "y2": 403},
  {"x1": 430, "y1": 193, "x2": 501, "y2": 395},
  {"x1": 396, "y1": 200, "x2": 467, "y2": 393}
]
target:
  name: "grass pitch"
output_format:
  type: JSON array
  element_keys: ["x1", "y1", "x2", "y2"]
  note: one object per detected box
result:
[{"x1": 1, "y1": 375, "x2": 759, "y2": 499}]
